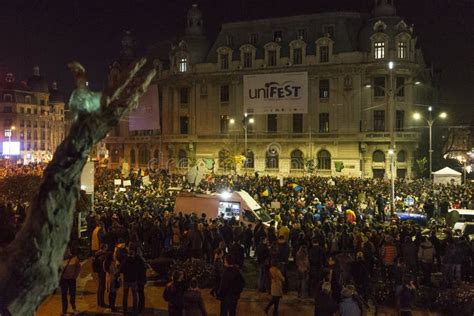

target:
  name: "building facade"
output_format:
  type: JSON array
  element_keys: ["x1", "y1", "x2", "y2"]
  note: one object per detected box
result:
[
  {"x1": 105, "y1": 1, "x2": 435, "y2": 179},
  {"x1": 0, "y1": 66, "x2": 66, "y2": 163}
]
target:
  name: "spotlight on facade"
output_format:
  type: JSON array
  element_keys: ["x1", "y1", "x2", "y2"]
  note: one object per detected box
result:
[
  {"x1": 439, "y1": 112, "x2": 447, "y2": 119},
  {"x1": 413, "y1": 112, "x2": 421, "y2": 120},
  {"x1": 388, "y1": 61, "x2": 394, "y2": 70},
  {"x1": 248, "y1": 117, "x2": 255, "y2": 124},
  {"x1": 415, "y1": 81, "x2": 421, "y2": 85},
  {"x1": 229, "y1": 118, "x2": 235, "y2": 124},
  {"x1": 388, "y1": 149, "x2": 394, "y2": 155},
  {"x1": 428, "y1": 106, "x2": 433, "y2": 112}
]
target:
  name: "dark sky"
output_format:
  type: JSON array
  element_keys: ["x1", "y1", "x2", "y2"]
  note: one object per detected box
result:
[{"x1": 0, "y1": 0, "x2": 473, "y2": 123}]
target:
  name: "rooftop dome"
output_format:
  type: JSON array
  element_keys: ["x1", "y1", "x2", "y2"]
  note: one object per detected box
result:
[
  {"x1": 373, "y1": 0, "x2": 397, "y2": 17},
  {"x1": 49, "y1": 81, "x2": 64, "y2": 103},
  {"x1": 27, "y1": 65, "x2": 48, "y2": 92},
  {"x1": 185, "y1": 4, "x2": 204, "y2": 36}
]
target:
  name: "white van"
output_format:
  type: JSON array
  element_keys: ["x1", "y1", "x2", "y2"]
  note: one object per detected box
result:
[{"x1": 173, "y1": 190, "x2": 271, "y2": 226}]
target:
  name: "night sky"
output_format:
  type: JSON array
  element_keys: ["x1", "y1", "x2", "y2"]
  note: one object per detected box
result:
[{"x1": 0, "y1": 0, "x2": 473, "y2": 123}]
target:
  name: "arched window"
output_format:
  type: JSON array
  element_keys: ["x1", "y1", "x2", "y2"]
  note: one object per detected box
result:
[
  {"x1": 243, "y1": 150, "x2": 254, "y2": 169},
  {"x1": 266, "y1": 148, "x2": 279, "y2": 169},
  {"x1": 130, "y1": 148, "x2": 136, "y2": 164},
  {"x1": 3, "y1": 94, "x2": 12, "y2": 102},
  {"x1": 153, "y1": 149, "x2": 160, "y2": 159},
  {"x1": 178, "y1": 149, "x2": 188, "y2": 168},
  {"x1": 317, "y1": 150, "x2": 331, "y2": 170},
  {"x1": 138, "y1": 147, "x2": 149, "y2": 165},
  {"x1": 111, "y1": 149, "x2": 120, "y2": 163},
  {"x1": 25, "y1": 95, "x2": 32, "y2": 104},
  {"x1": 218, "y1": 149, "x2": 231, "y2": 169},
  {"x1": 372, "y1": 150, "x2": 385, "y2": 162},
  {"x1": 397, "y1": 150, "x2": 406, "y2": 163},
  {"x1": 290, "y1": 149, "x2": 304, "y2": 170}
]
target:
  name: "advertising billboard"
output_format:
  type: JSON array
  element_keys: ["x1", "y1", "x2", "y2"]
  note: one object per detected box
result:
[
  {"x1": 243, "y1": 72, "x2": 308, "y2": 114},
  {"x1": 128, "y1": 84, "x2": 160, "y2": 131},
  {"x1": 2, "y1": 141, "x2": 20, "y2": 155}
]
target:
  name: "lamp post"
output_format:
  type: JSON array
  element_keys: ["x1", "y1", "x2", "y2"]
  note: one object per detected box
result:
[
  {"x1": 413, "y1": 109, "x2": 447, "y2": 180},
  {"x1": 242, "y1": 113, "x2": 254, "y2": 165}
]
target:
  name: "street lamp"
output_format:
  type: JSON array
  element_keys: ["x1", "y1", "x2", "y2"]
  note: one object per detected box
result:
[
  {"x1": 242, "y1": 113, "x2": 254, "y2": 166},
  {"x1": 413, "y1": 109, "x2": 447, "y2": 180},
  {"x1": 388, "y1": 148, "x2": 396, "y2": 214}
]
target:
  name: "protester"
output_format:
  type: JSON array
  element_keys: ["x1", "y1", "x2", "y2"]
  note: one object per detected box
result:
[
  {"x1": 104, "y1": 252, "x2": 120, "y2": 312},
  {"x1": 218, "y1": 255, "x2": 245, "y2": 316},
  {"x1": 92, "y1": 244, "x2": 108, "y2": 308},
  {"x1": 183, "y1": 278, "x2": 207, "y2": 316},
  {"x1": 314, "y1": 281, "x2": 338, "y2": 316},
  {"x1": 60, "y1": 247, "x2": 81, "y2": 315},
  {"x1": 163, "y1": 271, "x2": 186, "y2": 316},
  {"x1": 265, "y1": 261, "x2": 285, "y2": 315}
]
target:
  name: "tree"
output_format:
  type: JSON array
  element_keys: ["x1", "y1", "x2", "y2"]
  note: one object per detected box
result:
[
  {"x1": 415, "y1": 157, "x2": 428, "y2": 178},
  {"x1": 0, "y1": 58, "x2": 156, "y2": 315}
]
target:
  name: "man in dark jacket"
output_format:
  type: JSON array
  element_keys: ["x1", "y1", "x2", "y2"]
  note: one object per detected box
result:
[
  {"x1": 220, "y1": 221, "x2": 234, "y2": 247},
  {"x1": 309, "y1": 239, "x2": 326, "y2": 295},
  {"x1": 93, "y1": 244, "x2": 108, "y2": 307},
  {"x1": 136, "y1": 254, "x2": 147, "y2": 313},
  {"x1": 164, "y1": 271, "x2": 186, "y2": 316},
  {"x1": 229, "y1": 240, "x2": 245, "y2": 268},
  {"x1": 256, "y1": 239, "x2": 270, "y2": 292},
  {"x1": 218, "y1": 255, "x2": 245, "y2": 316},
  {"x1": 243, "y1": 224, "x2": 253, "y2": 258},
  {"x1": 119, "y1": 247, "x2": 141, "y2": 313}
]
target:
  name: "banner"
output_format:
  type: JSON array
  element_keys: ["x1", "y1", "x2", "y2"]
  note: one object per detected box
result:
[
  {"x1": 243, "y1": 72, "x2": 308, "y2": 114},
  {"x1": 128, "y1": 84, "x2": 160, "y2": 131}
]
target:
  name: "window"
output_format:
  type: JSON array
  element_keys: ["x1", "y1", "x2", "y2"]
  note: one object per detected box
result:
[
  {"x1": 220, "y1": 53, "x2": 229, "y2": 69},
  {"x1": 33, "y1": 121, "x2": 38, "y2": 128},
  {"x1": 220, "y1": 115, "x2": 230, "y2": 133},
  {"x1": 25, "y1": 96, "x2": 31, "y2": 104},
  {"x1": 4, "y1": 118, "x2": 11, "y2": 127},
  {"x1": 180, "y1": 87, "x2": 189, "y2": 104},
  {"x1": 398, "y1": 42, "x2": 408, "y2": 59},
  {"x1": 290, "y1": 149, "x2": 304, "y2": 170},
  {"x1": 40, "y1": 100, "x2": 45, "y2": 106},
  {"x1": 243, "y1": 150, "x2": 254, "y2": 169},
  {"x1": 153, "y1": 149, "x2": 160, "y2": 159},
  {"x1": 373, "y1": 110, "x2": 385, "y2": 131},
  {"x1": 322, "y1": 24, "x2": 335, "y2": 38},
  {"x1": 297, "y1": 28, "x2": 307, "y2": 40},
  {"x1": 138, "y1": 147, "x2": 150, "y2": 165},
  {"x1": 34, "y1": 130, "x2": 38, "y2": 140},
  {"x1": 180, "y1": 116, "x2": 189, "y2": 134},
  {"x1": 130, "y1": 149, "x2": 136, "y2": 164},
  {"x1": 178, "y1": 149, "x2": 188, "y2": 168},
  {"x1": 374, "y1": 77, "x2": 385, "y2": 97},
  {"x1": 372, "y1": 150, "x2": 385, "y2": 162},
  {"x1": 3, "y1": 94, "x2": 12, "y2": 102},
  {"x1": 220, "y1": 85, "x2": 230, "y2": 103},
  {"x1": 267, "y1": 114, "x2": 277, "y2": 132},
  {"x1": 40, "y1": 142, "x2": 45, "y2": 150},
  {"x1": 319, "y1": 113, "x2": 330, "y2": 133},
  {"x1": 374, "y1": 41, "x2": 385, "y2": 59},
  {"x1": 396, "y1": 110, "x2": 405, "y2": 131},
  {"x1": 3, "y1": 106, "x2": 12, "y2": 113},
  {"x1": 27, "y1": 108, "x2": 31, "y2": 114},
  {"x1": 317, "y1": 150, "x2": 331, "y2": 170},
  {"x1": 226, "y1": 35, "x2": 233, "y2": 46},
  {"x1": 293, "y1": 48, "x2": 303, "y2": 65},
  {"x1": 397, "y1": 150, "x2": 406, "y2": 163},
  {"x1": 34, "y1": 109, "x2": 38, "y2": 115},
  {"x1": 266, "y1": 148, "x2": 279, "y2": 169},
  {"x1": 27, "y1": 131, "x2": 31, "y2": 140},
  {"x1": 243, "y1": 52, "x2": 252, "y2": 68},
  {"x1": 200, "y1": 83, "x2": 208, "y2": 96},
  {"x1": 40, "y1": 109, "x2": 46, "y2": 116},
  {"x1": 373, "y1": 169, "x2": 385, "y2": 179},
  {"x1": 273, "y1": 30, "x2": 282, "y2": 41},
  {"x1": 41, "y1": 131, "x2": 45, "y2": 140},
  {"x1": 319, "y1": 79, "x2": 330, "y2": 99},
  {"x1": 219, "y1": 149, "x2": 232, "y2": 170},
  {"x1": 178, "y1": 57, "x2": 187, "y2": 72},
  {"x1": 20, "y1": 107, "x2": 24, "y2": 114},
  {"x1": 268, "y1": 50, "x2": 277, "y2": 66},
  {"x1": 26, "y1": 120, "x2": 31, "y2": 127},
  {"x1": 293, "y1": 114, "x2": 303, "y2": 133},
  {"x1": 320, "y1": 46, "x2": 329, "y2": 63},
  {"x1": 249, "y1": 33, "x2": 258, "y2": 45},
  {"x1": 396, "y1": 77, "x2": 405, "y2": 97}
]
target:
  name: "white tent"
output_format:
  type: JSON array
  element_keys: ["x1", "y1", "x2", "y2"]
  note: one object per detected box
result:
[{"x1": 432, "y1": 167, "x2": 462, "y2": 185}]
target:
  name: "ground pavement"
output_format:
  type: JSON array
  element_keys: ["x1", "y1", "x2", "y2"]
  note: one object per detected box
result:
[{"x1": 37, "y1": 259, "x2": 443, "y2": 316}]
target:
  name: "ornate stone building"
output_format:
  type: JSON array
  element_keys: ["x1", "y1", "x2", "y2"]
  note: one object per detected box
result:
[
  {"x1": 0, "y1": 66, "x2": 66, "y2": 163},
  {"x1": 105, "y1": 1, "x2": 435, "y2": 178}
]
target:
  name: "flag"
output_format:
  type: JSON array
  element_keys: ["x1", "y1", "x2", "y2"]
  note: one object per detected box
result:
[
  {"x1": 290, "y1": 183, "x2": 303, "y2": 192},
  {"x1": 260, "y1": 186, "x2": 272, "y2": 197}
]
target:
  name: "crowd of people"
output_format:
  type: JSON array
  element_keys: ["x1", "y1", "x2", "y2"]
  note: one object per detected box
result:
[
  {"x1": 82, "y1": 167, "x2": 473, "y2": 315},
  {"x1": 0, "y1": 164, "x2": 473, "y2": 315}
]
